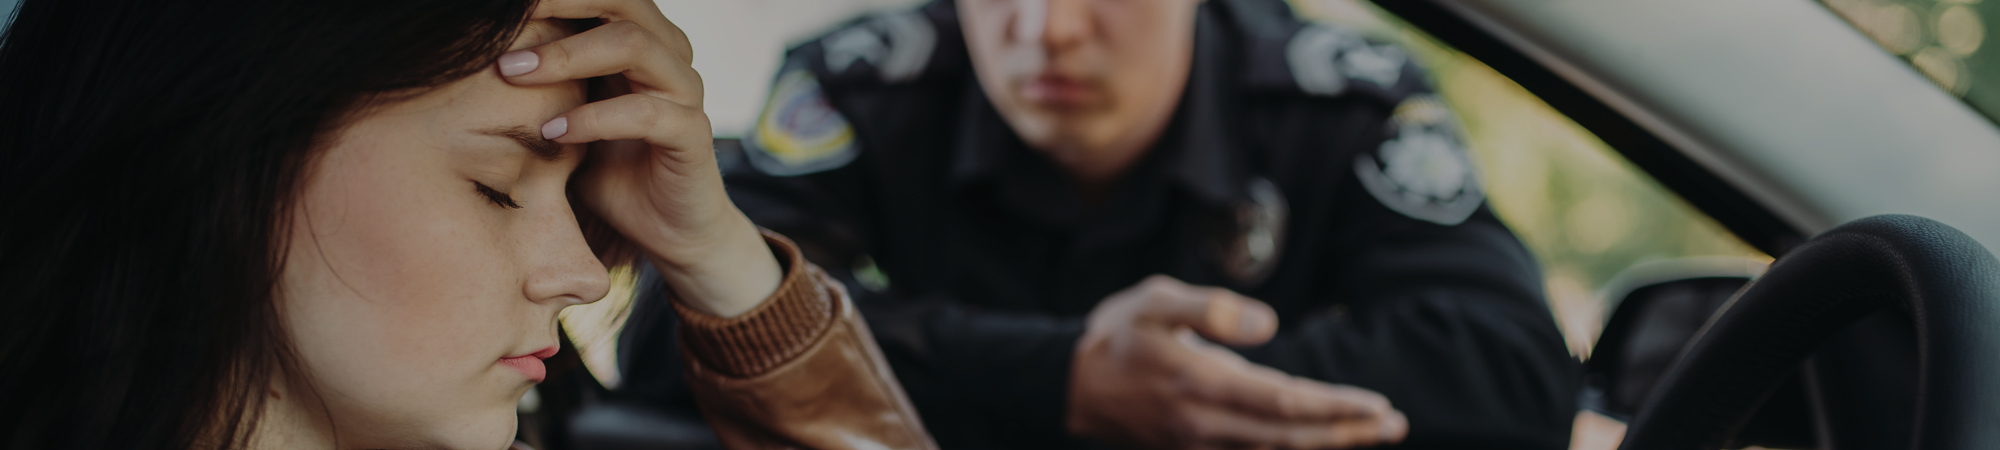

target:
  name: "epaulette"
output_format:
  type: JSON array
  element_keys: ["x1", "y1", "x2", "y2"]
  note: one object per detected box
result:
[
  {"x1": 1286, "y1": 23, "x2": 1428, "y2": 102},
  {"x1": 1227, "y1": 1, "x2": 1428, "y2": 105},
  {"x1": 786, "y1": 2, "x2": 964, "y2": 87}
]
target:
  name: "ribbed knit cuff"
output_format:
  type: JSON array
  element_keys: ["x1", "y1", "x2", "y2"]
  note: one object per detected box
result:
[{"x1": 672, "y1": 228, "x2": 839, "y2": 378}]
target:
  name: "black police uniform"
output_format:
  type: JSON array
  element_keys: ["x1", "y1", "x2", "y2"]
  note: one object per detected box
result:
[{"x1": 615, "y1": 0, "x2": 1580, "y2": 448}]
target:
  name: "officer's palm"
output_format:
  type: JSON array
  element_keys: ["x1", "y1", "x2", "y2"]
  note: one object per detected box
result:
[{"x1": 1069, "y1": 276, "x2": 1408, "y2": 450}]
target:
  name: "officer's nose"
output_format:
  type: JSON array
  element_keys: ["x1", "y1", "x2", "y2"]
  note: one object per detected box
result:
[{"x1": 1013, "y1": 0, "x2": 1091, "y2": 51}]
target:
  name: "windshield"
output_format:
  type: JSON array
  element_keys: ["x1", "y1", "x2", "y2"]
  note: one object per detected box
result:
[{"x1": 1822, "y1": 0, "x2": 2000, "y2": 120}]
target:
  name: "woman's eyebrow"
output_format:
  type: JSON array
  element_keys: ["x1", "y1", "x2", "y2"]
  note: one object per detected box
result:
[{"x1": 477, "y1": 126, "x2": 564, "y2": 161}]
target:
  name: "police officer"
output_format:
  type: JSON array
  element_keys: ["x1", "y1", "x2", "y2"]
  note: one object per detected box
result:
[{"x1": 617, "y1": 0, "x2": 1579, "y2": 448}]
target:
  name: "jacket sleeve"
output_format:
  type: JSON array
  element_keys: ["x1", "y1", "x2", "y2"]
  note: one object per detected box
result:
[
  {"x1": 672, "y1": 229, "x2": 939, "y2": 450},
  {"x1": 722, "y1": 160, "x2": 1085, "y2": 447}
]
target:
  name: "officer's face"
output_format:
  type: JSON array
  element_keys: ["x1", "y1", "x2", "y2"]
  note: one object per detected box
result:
[{"x1": 960, "y1": 0, "x2": 1202, "y2": 184}]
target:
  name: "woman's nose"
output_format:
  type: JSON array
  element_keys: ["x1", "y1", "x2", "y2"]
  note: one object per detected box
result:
[{"x1": 522, "y1": 201, "x2": 611, "y2": 306}]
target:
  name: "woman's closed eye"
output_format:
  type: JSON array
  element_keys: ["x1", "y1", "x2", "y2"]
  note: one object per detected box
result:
[{"x1": 473, "y1": 181, "x2": 522, "y2": 209}]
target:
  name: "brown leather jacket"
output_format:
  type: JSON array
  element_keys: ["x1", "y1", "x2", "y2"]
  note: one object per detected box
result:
[{"x1": 669, "y1": 230, "x2": 938, "y2": 450}]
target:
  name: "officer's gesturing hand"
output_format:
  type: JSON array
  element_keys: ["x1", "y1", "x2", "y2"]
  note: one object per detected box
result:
[
  {"x1": 498, "y1": 0, "x2": 782, "y2": 317},
  {"x1": 1070, "y1": 276, "x2": 1409, "y2": 449}
]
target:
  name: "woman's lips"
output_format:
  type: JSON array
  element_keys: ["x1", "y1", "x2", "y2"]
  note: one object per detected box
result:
[{"x1": 499, "y1": 346, "x2": 559, "y2": 382}]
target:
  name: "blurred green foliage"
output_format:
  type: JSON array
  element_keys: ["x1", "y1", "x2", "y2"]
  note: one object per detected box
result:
[{"x1": 1821, "y1": 0, "x2": 2000, "y2": 121}]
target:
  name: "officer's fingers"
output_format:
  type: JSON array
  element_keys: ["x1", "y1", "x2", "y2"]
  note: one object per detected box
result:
[
  {"x1": 531, "y1": 0, "x2": 690, "y2": 64},
  {"x1": 545, "y1": 94, "x2": 713, "y2": 162},
  {"x1": 499, "y1": 21, "x2": 702, "y2": 108},
  {"x1": 1200, "y1": 293, "x2": 1277, "y2": 347},
  {"x1": 1178, "y1": 358, "x2": 1396, "y2": 422},
  {"x1": 1311, "y1": 409, "x2": 1408, "y2": 450},
  {"x1": 1130, "y1": 277, "x2": 1277, "y2": 346},
  {"x1": 1171, "y1": 405, "x2": 1405, "y2": 450}
]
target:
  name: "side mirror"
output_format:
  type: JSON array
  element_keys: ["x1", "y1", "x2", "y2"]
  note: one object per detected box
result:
[{"x1": 1583, "y1": 257, "x2": 1816, "y2": 448}]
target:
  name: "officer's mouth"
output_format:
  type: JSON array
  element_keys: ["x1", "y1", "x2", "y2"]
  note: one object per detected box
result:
[{"x1": 1018, "y1": 73, "x2": 1100, "y2": 109}]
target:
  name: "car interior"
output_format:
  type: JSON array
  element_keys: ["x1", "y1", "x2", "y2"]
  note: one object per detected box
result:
[
  {"x1": 1, "y1": 0, "x2": 1989, "y2": 447},
  {"x1": 1377, "y1": 0, "x2": 2000, "y2": 448},
  {"x1": 508, "y1": 0, "x2": 2000, "y2": 449}
]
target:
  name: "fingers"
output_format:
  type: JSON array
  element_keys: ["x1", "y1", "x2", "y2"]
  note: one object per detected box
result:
[
  {"x1": 531, "y1": 0, "x2": 691, "y2": 63},
  {"x1": 544, "y1": 93, "x2": 712, "y2": 159},
  {"x1": 1180, "y1": 360, "x2": 1397, "y2": 423},
  {"x1": 500, "y1": 20, "x2": 703, "y2": 108},
  {"x1": 1174, "y1": 404, "x2": 1408, "y2": 450},
  {"x1": 1128, "y1": 275, "x2": 1279, "y2": 346}
]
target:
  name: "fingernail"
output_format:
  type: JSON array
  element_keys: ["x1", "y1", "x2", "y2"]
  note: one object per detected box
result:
[
  {"x1": 1382, "y1": 412, "x2": 1408, "y2": 442},
  {"x1": 541, "y1": 117, "x2": 568, "y2": 139},
  {"x1": 1207, "y1": 297, "x2": 1241, "y2": 336},
  {"x1": 1238, "y1": 305, "x2": 1273, "y2": 338},
  {"x1": 499, "y1": 50, "x2": 539, "y2": 77}
]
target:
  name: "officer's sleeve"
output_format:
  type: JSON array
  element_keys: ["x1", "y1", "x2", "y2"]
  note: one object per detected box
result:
[
  {"x1": 1242, "y1": 89, "x2": 1580, "y2": 447},
  {"x1": 1248, "y1": 207, "x2": 1578, "y2": 449}
]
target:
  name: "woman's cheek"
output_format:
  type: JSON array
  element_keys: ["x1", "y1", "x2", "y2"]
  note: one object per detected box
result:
[{"x1": 279, "y1": 136, "x2": 530, "y2": 445}]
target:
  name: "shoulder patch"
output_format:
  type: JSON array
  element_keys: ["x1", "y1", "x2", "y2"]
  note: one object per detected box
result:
[
  {"x1": 744, "y1": 70, "x2": 859, "y2": 176},
  {"x1": 821, "y1": 10, "x2": 937, "y2": 84},
  {"x1": 1354, "y1": 94, "x2": 1484, "y2": 225},
  {"x1": 1286, "y1": 23, "x2": 1412, "y2": 99}
]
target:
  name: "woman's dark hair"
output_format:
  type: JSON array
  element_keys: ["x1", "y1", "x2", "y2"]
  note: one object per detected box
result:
[{"x1": 0, "y1": 0, "x2": 536, "y2": 447}]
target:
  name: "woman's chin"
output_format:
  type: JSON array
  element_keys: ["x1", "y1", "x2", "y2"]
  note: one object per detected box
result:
[
  {"x1": 410, "y1": 402, "x2": 521, "y2": 450},
  {"x1": 472, "y1": 400, "x2": 525, "y2": 450}
]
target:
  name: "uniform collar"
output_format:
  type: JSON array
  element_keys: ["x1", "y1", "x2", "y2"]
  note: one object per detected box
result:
[{"x1": 946, "y1": 3, "x2": 1250, "y2": 209}]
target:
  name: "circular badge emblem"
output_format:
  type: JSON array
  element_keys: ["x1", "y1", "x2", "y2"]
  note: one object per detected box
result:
[{"x1": 1355, "y1": 94, "x2": 1483, "y2": 226}]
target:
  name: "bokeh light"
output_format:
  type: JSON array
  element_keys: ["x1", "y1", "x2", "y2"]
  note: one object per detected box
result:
[{"x1": 1825, "y1": 0, "x2": 1998, "y2": 103}]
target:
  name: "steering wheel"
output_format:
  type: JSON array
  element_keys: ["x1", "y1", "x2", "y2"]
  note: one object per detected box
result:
[{"x1": 1620, "y1": 215, "x2": 2000, "y2": 450}]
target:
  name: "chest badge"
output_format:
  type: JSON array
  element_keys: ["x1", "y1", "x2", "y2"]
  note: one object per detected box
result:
[{"x1": 1205, "y1": 178, "x2": 1290, "y2": 287}]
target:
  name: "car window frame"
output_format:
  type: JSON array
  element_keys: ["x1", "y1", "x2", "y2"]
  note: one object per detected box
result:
[{"x1": 1368, "y1": 0, "x2": 1808, "y2": 257}]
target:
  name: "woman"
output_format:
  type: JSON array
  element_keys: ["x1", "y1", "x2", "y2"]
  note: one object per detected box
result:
[{"x1": 0, "y1": 0, "x2": 933, "y2": 449}]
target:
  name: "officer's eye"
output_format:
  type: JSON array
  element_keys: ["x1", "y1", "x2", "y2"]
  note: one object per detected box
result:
[{"x1": 473, "y1": 181, "x2": 522, "y2": 209}]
